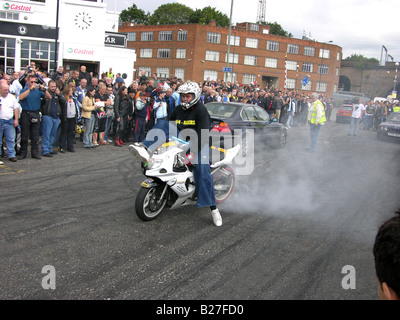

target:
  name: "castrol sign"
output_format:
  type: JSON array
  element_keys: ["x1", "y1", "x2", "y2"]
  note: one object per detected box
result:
[{"x1": 2, "y1": 2, "x2": 35, "y2": 13}]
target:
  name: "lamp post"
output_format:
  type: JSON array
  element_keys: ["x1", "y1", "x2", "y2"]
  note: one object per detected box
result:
[
  {"x1": 318, "y1": 40, "x2": 333, "y2": 93},
  {"x1": 393, "y1": 62, "x2": 399, "y2": 98}
]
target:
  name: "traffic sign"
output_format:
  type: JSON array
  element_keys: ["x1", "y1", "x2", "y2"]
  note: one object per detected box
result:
[
  {"x1": 302, "y1": 76, "x2": 309, "y2": 86},
  {"x1": 223, "y1": 67, "x2": 232, "y2": 72}
]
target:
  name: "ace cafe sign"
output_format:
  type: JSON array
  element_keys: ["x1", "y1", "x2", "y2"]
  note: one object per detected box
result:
[{"x1": 2, "y1": 1, "x2": 35, "y2": 12}]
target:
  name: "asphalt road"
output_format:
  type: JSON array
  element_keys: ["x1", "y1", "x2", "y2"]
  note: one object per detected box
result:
[{"x1": 0, "y1": 113, "x2": 399, "y2": 301}]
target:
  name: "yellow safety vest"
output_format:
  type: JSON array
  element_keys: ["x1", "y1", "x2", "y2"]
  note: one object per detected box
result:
[
  {"x1": 310, "y1": 100, "x2": 327, "y2": 124},
  {"x1": 393, "y1": 106, "x2": 400, "y2": 112}
]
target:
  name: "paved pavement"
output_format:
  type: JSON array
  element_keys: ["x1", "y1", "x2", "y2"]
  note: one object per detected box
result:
[{"x1": 0, "y1": 115, "x2": 399, "y2": 301}]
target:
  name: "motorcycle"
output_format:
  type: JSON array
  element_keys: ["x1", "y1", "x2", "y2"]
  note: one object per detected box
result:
[{"x1": 129, "y1": 137, "x2": 240, "y2": 221}]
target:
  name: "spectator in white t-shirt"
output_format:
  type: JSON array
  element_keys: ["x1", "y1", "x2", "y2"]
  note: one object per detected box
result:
[{"x1": 348, "y1": 98, "x2": 366, "y2": 136}]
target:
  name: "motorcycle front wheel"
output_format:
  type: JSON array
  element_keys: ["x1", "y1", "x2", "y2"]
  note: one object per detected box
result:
[
  {"x1": 135, "y1": 186, "x2": 167, "y2": 221},
  {"x1": 212, "y1": 166, "x2": 235, "y2": 203}
]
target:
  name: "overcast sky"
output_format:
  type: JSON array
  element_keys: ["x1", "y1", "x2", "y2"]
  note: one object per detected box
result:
[{"x1": 103, "y1": 0, "x2": 400, "y2": 62}]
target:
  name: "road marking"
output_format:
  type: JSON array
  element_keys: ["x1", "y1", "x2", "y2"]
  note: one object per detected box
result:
[{"x1": 0, "y1": 164, "x2": 24, "y2": 176}]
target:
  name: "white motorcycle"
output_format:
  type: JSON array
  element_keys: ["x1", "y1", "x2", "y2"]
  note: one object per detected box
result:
[{"x1": 129, "y1": 137, "x2": 240, "y2": 221}]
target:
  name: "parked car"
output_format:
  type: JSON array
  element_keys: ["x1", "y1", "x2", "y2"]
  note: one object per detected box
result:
[
  {"x1": 336, "y1": 104, "x2": 353, "y2": 123},
  {"x1": 205, "y1": 102, "x2": 287, "y2": 156},
  {"x1": 377, "y1": 112, "x2": 400, "y2": 141}
]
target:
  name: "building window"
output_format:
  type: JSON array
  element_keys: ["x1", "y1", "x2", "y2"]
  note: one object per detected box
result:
[
  {"x1": 286, "y1": 60, "x2": 297, "y2": 71},
  {"x1": 20, "y1": 40, "x2": 55, "y2": 72},
  {"x1": 140, "y1": 48, "x2": 152, "y2": 58},
  {"x1": 159, "y1": 31, "x2": 172, "y2": 41},
  {"x1": 287, "y1": 44, "x2": 299, "y2": 54},
  {"x1": 156, "y1": 67, "x2": 170, "y2": 78},
  {"x1": 265, "y1": 58, "x2": 277, "y2": 68},
  {"x1": 244, "y1": 55, "x2": 257, "y2": 66},
  {"x1": 302, "y1": 62, "x2": 313, "y2": 73},
  {"x1": 0, "y1": 11, "x2": 20, "y2": 20},
  {"x1": 286, "y1": 78, "x2": 296, "y2": 89},
  {"x1": 175, "y1": 68, "x2": 184, "y2": 79},
  {"x1": 157, "y1": 48, "x2": 171, "y2": 58},
  {"x1": 205, "y1": 50, "x2": 219, "y2": 62},
  {"x1": 245, "y1": 38, "x2": 258, "y2": 49},
  {"x1": 177, "y1": 30, "x2": 187, "y2": 41},
  {"x1": 318, "y1": 64, "x2": 329, "y2": 74},
  {"x1": 304, "y1": 46, "x2": 315, "y2": 57},
  {"x1": 127, "y1": 32, "x2": 136, "y2": 41},
  {"x1": 0, "y1": 38, "x2": 16, "y2": 74},
  {"x1": 176, "y1": 49, "x2": 186, "y2": 59},
  {"x1": 204, "y1": 69, "x2": 218, "y2": 81},
  {"x1": 335, "y1": 67, "x2": 339, "y2": 77},
  {"x1": 249, "y1": 23, "x2": 259, "y2": 32},
  {"x1": 319, "y1": 48, "x2": 330, "y2": 59},
  {"x1": 225, "y1": 53, "x2": 239, "y2": 64},
  {"x1": 207, "y1": 32, "x2": 221, "y2": 44},
  {"x1": 316, "y1": 81, "x2": 327, "y2": 92},
  {"x1": 227, "y1": 35, "x2": 240, "y2": 46},
  {"x1": 139, "y1": 67, "x2": 151, "y2": 77},
  {"x1": 224, "y1": 72, "x2": 237, "y2": 83},
  {"x1": 337, "y1": 52, "x2": 341, "y2": 61},
  {"x1": 242, "y1": 73, "x2": 256, "y2": 85},
  {"x1": 141, "y1": 32, "x2": 154, "y2": 41},
  {"x1": 267, "y1": 41, "x2": 279, "y2": 51}
]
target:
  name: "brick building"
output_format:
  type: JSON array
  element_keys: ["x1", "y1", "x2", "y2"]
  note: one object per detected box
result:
[{"x1": 119, "y1": 20, "x2": 342, "y2": 97}]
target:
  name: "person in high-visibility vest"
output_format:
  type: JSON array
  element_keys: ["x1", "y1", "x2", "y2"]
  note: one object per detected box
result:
[
  {"x1": 307, "y1": 92, "x2": 326, "y2": 152},
  {"x1": 393, "y1": 104, "x2": 400, "y2": 112},
  {"x1": 106, "y1": 68, "x2": 114, "y2": 82}
]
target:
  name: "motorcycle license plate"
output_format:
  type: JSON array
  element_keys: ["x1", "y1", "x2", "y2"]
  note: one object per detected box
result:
[{"x1": 141, "y1": 178, "x2": 154, "y2": 188}]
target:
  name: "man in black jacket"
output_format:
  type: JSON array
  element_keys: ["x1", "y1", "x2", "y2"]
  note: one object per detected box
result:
[
  {"x1": 41, "y1": 80, "x2": 63, "y2": 157},
  {"x1": 129, "y1": 82, "x2": 223, "y2": 227}
]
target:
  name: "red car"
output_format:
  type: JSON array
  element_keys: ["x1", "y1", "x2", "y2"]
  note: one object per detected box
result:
[{"x1": 336, "y1": 104, "x2": 353, "y2": 123}]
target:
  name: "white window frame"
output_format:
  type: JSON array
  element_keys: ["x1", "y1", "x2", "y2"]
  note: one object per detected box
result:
[
  {"x1": 318, "y1": 64, "x2": 329, "y2": 75},
  {"x1": 176, "y1": 48, "x2": 186, "y2": 59},
  {"x1": 225, "y1": 53, "x2": 239, "y2": 64},
  {"x1": 158, "y1": 31, "x2": 172, "y2": 41},
  {"x1": 267, "y1": 41, "x2": 279, "y2": 51},
  {"x1": 140, "y1": 48, "x2": 152, "y2": 58},
  {"x1": 304, "y1": 46, "x2": 315, "y2": 57},
  {"x1": 141, "y1": 31, "x2": 153, "y2": 42},
  {"x1": 127, "y1": 32, "x2": 136, "y2": 42},
  {"x1": 245, "y1": 38, "x2": 258, "y2": 49},
  {"x1": 156, "y1": 67, "x2": 170, "y2": 78},
  {"x1": 205, "y1": 50, "x2": 220, "y2": 62},
  {"x1": 157, "y1": 48, "x2": 171, "y2": 59},
  {"x1": 265, "y1": 58, "x2": 278, "y2": 68},
  {"x1": 177, "y1": 30, "x2": 188, "y2": 41},
  {"x1": 319, "y1": 48, "x2": 330, "y2": 59},
  {"x1": 316, "y1": 81, "x2": 327, "y2": 92},
  {"x1": 287, "y1": 44, "x2": 299, "y2": 54},
  {"x1": 286, "y1": 78, "x2": 296, "y2": 89},
  {"x1": 302, "y1": 62, "x2": 313, "y2": 73},
  {"x1": 226, "y1": 35, "x2": 240, "y2": 46},
  {"x1": 207, "y1": 32, "x2": 221, "y2": 44},
  {"x1": 244, "y1": 55, "x2": 257, "y2": 66},
  {"x1": 139, "y1": 67, "x2": 151, "y2": 77},
  {"x1": 175, "y1": 68, "x2": 184, "y2": 80},
  {"x1": 301, "y1": 81, "x2": 312, "y2": 91},
  {"x1": 242, "y1": 73, "x2": 256, "y2": 85},
  {"x1": 286, "y1": 60, "x2": 297, "y2": 71},
  {"x1": 204, "y1": 69, "x2": 218, "y2": 81}
]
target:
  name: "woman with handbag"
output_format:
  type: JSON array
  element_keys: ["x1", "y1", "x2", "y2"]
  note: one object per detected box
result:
[{"x1": 81, "y1": 86, "x2": 97, "y2": 149}]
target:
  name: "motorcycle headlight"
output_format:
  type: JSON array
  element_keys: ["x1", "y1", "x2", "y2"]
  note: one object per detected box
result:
[{"x1": 148, "y1": 158, "x2": 163, "y2": 169}]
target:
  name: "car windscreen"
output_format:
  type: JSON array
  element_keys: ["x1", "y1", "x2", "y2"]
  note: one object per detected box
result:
[
  {"x1": 205, "y1": 103, "x2": 238, "y2": 118},
  {"x1": 340, "y1": 106, "x2": 353, "y2": 111}
]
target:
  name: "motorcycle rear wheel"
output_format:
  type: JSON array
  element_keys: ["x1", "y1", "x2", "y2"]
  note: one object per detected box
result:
[
  {"x1": 212, "y1": 166, "x2": 235, "y2": 203},
  {"x1": 135, "y1": 186, "x2": 167, "y2": 221}
]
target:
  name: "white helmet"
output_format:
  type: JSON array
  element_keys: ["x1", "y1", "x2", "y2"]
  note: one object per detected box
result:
[{"x1": 177, "y1": 81, "x2": 201, "y2": 110}]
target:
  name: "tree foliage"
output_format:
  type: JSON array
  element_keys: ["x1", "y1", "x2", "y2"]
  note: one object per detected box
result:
[
  {"x1": 189, "y1": 6, "x2": 230, "y2": 27},
  {"x1": 344, "y1": 54, "x2": 379, "y2": 68},
  {"x1": 119, "y1": 4, "x2": 150, "y2": 24},
  {"x1": 148, "y1": 3, "x2": 194, "y2": 25},
  {"x1": 259, "y1": 21, "x2": 293, "y2": 37}
]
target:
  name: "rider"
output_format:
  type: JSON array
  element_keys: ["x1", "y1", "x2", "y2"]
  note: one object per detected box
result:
[{"x1": 129, "y1": 81, "x2": 222, "y2": 227}]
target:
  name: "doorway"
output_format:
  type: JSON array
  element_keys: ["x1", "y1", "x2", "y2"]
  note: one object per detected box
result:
[{"x1": 262, "y1": 76, "x2": 279, "y2": 89}]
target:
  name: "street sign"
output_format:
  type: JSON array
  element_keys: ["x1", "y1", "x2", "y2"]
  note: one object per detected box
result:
[
  {"x1": 302, "y1": 76, "x2": 309, "y2": 86},
  {"x1": 223, "y1": 67, "x2": 232, "y2": 72}
]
